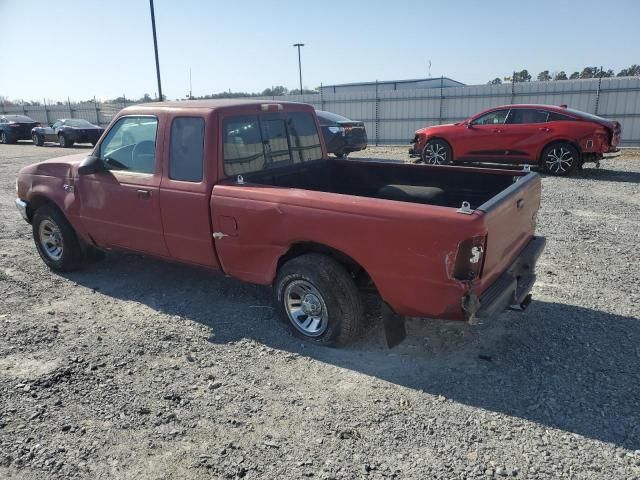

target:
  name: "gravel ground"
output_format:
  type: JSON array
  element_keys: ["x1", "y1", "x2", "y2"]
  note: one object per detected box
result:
[{"x1": 1, "y1": 143, "x2": 639, "y2": 480}]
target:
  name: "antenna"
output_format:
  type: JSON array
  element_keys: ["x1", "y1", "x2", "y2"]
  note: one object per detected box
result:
[
  {"x1": 428, "y1": 60, "x2": 432, "y2": 78},
  {"x1": 189, "y1": 68, "x2": 192, "y2": 99}
]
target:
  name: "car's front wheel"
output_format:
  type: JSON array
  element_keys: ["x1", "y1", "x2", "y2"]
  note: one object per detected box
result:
[
  {"x1": 58, "y1": 134, "x2": 73, "y2": 148},
  {"x1": 32, "y1": 204, "x2": 84, "y2": 272},
  {"x1": 1, "y1": 131, "x2": 12, "y2": 144},
  {"x1": 32, "y1": 133, "x2": 44, "y2": 146},
  {"x1": 274, "y1": 253, "x2": 364, "y2": 346},
  {"x1": 542, "y1": 143, "x2": 579, "y2": 176},
  {"x1": 421, "y1": 139, "x2": 452, "y2": 165}
]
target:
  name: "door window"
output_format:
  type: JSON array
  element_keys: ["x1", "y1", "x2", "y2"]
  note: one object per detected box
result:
[
  {"x1": 547, "y1": 111, "x2": 574, "y2": 122},
  {"x1": 98, "y1": 116, "x2": 158, "y2": 173},
  {"x1": 472, "y1": 110, "x2": 509, "y2": 125},
  {"x1": 169, "y1": 117, "x2": 205, "y2": 182},
  {"x1": 506, "y1": 109, "x2": 549, "y2": 124}
]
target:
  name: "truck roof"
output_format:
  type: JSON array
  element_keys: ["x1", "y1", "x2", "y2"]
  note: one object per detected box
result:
[{"x1": 131, "y1": 99, "x2": 308, "y2": 111}]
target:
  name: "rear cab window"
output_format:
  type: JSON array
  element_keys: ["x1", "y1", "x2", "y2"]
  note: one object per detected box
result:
[{"x1": 222, "y1": 111, "x2": 322, "y2": 177}]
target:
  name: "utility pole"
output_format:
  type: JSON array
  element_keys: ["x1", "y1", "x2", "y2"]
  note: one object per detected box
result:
[
  {"x1": 189, "y1": 68, "x2": 192, "y2": 99},
  {"x1": 149, "y1": 0, "x2": 163, "y2": 101},
  {"x1": 293, "y1": 43, "x2": 304, "y2": 94}
]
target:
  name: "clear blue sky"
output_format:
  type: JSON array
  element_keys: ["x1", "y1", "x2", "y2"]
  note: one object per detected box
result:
[{"x1": 1, "y1": 0, "x2": 639, "y2": 102}]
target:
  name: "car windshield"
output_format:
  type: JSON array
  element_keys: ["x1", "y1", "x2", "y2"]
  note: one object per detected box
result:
[
  {"x1": 316, "y1": 110, "x2": 351, "y2": 124},
  {"x1": 6, "y1": 115, "x2": 35, "y2": 123},
  {"x1": 564, "y1": 108, "x2": 610, "y2": 123},
  {"x1": 66, "y1": 119, "x2": 94, "y2": 127}
]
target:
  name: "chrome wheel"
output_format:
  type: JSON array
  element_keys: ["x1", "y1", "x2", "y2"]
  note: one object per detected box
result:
[
  {"x1": 284, "y1": 280, "x2": 329, "y2": 337},
  {"x1": 423, "y1": 142, "x2": 448, "y2": 164},
  {"x1": 32, "y1": 134, "x2": 39, "y2": 145},
  {"x1": 545, "y1": 147, "x2": 574, "y2": 174},
  {"x1": 59, "y1": 135, "x2": 66, "y2": 147},
  {"x1": 38, "y1": 219, "x2": 64, "y2": 261},
  {"x1": 0, "y1": 132, "x2": 6, "y2": 144}
]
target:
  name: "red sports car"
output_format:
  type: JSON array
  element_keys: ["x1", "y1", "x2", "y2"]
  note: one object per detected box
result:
[{"x1": 409, "y1": 104, "x2": 621, "y2": 175}]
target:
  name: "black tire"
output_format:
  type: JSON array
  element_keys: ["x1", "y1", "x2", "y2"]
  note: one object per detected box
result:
[
  {"x1": 421, "y1": 139, "x2": 452, "y2": 165},
  {"x1": 274, "y1": 253, "x2": 364, "y2": 346},
  {"x1": 32, "y1": 133, "x2": 44, "y2": 146},
  {"x1": 58, "y1": 134, "x2": 73, "y2": 148},
  {"x1": 1, "y1": 131, "x2": 16, "y2": 144},
  {"x1": 32, "y1": 204, "x2": 85, "y2": 272},
  {"x1": 542, "y1": 142, "x2": 579, "y2": 176}
]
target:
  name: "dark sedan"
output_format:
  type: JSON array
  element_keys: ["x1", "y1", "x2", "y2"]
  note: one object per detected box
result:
[
  {"x1": 0, "y1": 115, "x2": 40, "y2": 144},
  {"x1": 315, "y1": 110, "x2": 367, "y2": 158},
  {"x1": 32, "y1": 118, "x2": 105, "y2": 147}
]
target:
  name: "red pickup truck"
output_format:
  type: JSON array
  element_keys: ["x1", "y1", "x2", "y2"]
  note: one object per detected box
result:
[{"x1": 15, "y1": 100, "x2": 545, "y2": 346}]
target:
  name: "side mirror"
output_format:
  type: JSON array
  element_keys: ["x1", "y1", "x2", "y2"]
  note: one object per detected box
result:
[
  {"x1": 78, "y1": 155, "x2": 106, "y2": 175},
  {"x1": 466, "y1": 122, "x2": 473, "y2": 129}
]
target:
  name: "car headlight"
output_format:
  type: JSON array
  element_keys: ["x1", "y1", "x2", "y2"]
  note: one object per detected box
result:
[{"x1": 328, "y1": 126, "x2": 343, "y2": 134}]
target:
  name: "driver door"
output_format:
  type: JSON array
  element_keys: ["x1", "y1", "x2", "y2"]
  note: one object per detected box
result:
[
  {"x1": 77, "y1": 115, "x2": 169, "y2": 257},
  {"x1": 456, "y1": 109, "x2": 511, "y2": 161}
]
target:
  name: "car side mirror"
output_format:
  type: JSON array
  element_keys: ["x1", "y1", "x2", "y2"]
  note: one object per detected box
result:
[
  {"x1": 78, "y1": 155, "x2": 106, "y2": 175},
  {"x1": 466, "y1": 122, "x2": 473, "y2": 129}
]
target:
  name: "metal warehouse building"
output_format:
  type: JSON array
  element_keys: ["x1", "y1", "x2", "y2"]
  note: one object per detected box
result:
[{"x1": 319, "y1": 77, "x2": 465, "y2": 95}]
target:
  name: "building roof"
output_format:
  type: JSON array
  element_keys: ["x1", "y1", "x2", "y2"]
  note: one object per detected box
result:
[{"x1": 321, "y1": 77, "x2": 465, "y2": 88}]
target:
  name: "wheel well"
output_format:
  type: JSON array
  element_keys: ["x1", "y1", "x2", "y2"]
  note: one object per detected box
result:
[
  {"x1": 425, "y1": 137, "x2": 454, "y2": 160},
  {"x1": 277, "y1": 242, "x2": 377, "y2": 292},
  {"x1": 539, "y1": 140, "x2": 581, "y2": 162},
  {"x1": 26, "y1": 196, "x2": 56, "y2": 222}
]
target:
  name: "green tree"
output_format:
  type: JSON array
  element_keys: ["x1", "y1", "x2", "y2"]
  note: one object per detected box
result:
[
  {"x1": 537, "y1": 70, "x2": 552, "y2": 81},
  {"x1": 569, "y1": 71, "x2": 580, "y2": 79},
  {"x1": 513, "y1": 69, "x2": 532, "y2": 82},
  {"x1": 487, "y1": 77, "x2": 502, "y2": 85},
  {"x1": 554, "y1": 71, "x2": 568, "y2": 80},
  {"x1": 617, "y1": 64, "x2": 640, "y2": 77},
  {"x1": 261, "y1": 86, "x2": 288, "y2": 96}
]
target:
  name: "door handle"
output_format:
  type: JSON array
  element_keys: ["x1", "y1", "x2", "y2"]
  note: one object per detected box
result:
[
  {"x1": 492, "y1": 129, "x2": 503, "y2": 133},
  {"x1": 136, "y1": 189, "x2": 151, "y2": 199},
  {"x1": 538, "y1": 127, "x2": 551, "y2": 132}
]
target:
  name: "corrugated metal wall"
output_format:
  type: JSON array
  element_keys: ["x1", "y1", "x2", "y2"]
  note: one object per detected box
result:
[{"x1": 3, "y1": 77, "x2": 639, "y2": 146}]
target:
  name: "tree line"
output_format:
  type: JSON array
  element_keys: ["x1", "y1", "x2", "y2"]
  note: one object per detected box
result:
[{"x1": 488, "y1": 65, "x2": 640, "y2": 85}]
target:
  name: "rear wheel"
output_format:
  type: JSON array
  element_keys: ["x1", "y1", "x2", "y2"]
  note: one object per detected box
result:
[
  {"x1": 542, "y1": 143, "x2": 578, "y2": 176},
  {"x1": 274, "y1": 253, "x2": 364, "y2": 346},
  {"x1": 421, "y1": 139, "x2": 452, "y2": 165},
  {"x1": 32, "y1": 205, "x2": 85, "y2": 272},
  {"x1": 32, "y1": 133, "x2": 44, "y2": 146},
  {"x1": 0, "y1": 131, "x2": 6, "y2": 144}
]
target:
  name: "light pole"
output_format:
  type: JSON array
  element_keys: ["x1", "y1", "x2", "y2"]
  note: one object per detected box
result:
[
  {"x1": 149, "y1": 0, "x2": 163, "y2": 101},
  {"x1": 293, "y1": 43, "x2": 304, "y2": 94}
]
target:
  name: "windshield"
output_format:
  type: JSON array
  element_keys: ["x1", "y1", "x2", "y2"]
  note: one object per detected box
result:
[
  {"x1": 315, "y1": 110, "x2": 351, "y2": 124},
  {"x1": 564, "y1": 108, "x2": 611, "y2": 123},
  {"x1": 66, "y1": 119, "x2": 94, "y2": 127}
]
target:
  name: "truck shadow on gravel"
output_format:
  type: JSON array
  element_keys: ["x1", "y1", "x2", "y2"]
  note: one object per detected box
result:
[
  {"x1": 574, "y1": 168, "x2": 640, "y2": 184},
  {"x1": 65, "y1": 253, "x2": 640, "y2": 450}
]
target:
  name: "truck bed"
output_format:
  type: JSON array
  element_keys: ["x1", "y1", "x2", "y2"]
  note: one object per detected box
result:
[{"x1": 241, "y1": 159, "x2": 516, "y2": 209}]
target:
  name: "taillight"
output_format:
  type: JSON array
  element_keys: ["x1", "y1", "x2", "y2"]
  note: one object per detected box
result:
[
  {"x1": 9, "y1": 123, "x2": 19, "y2": 128},
  {"x1": 35, "y1": 123, "x2": 41, "y2": 127},
  {"x1": 453, "y1": 235, "x2": 487, "y2": 281}
]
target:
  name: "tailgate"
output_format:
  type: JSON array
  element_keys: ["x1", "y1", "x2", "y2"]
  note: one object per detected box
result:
[{"x1": 477, "y1": 173, "x2": 541, "y2": 288}]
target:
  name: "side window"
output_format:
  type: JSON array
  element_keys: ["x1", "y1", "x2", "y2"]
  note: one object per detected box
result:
[
  {"x1": 547, "y1": 112, "x2": 574, "y2": 122},
  {"x1": 223, "y1": 116, "x2": 265, "y2": 176},
  {"x1": 99, "y1": 116, "x2": 158, "y2": 173},
  {"x1": 169, "y1": 117, "x2": 204, "y2": 182},
  {"x1": 287, "y1": 112, "x2": 323, "y2": 162},
  {"x1": 52, "y1": 121, "x2": 62, "y2": 129},
  {"x1": 506, "y1": 109, "x2": 549, "y2": 124},
  {"x1": 472, "y1": 110, "x2": 509, "y2": 125}
]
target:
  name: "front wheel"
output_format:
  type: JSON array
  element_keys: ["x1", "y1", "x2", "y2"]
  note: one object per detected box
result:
[
  {"x1": 542, "y1": 143, "x2": 579, "y2": 176},
  {"x1": 32, "y1": 205, "x2": 85, "y2": 272},
  {"x1": 58, "y1": 134, "x2": 73, "y2": 148},
  {"x1": 421, "y1": 139, "x2": 452, "y2": 165},
  {"x1": 32, "y1": 133, "x2": 44, "y2": 146},
  {"x1": 274, "y1": 253, "x2": 364, "y2": 346}
]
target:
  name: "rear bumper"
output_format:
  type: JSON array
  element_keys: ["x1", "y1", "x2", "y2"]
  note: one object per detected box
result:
[{"x1": 467, "y1": 236, "x2": 546, "y2": 319}]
